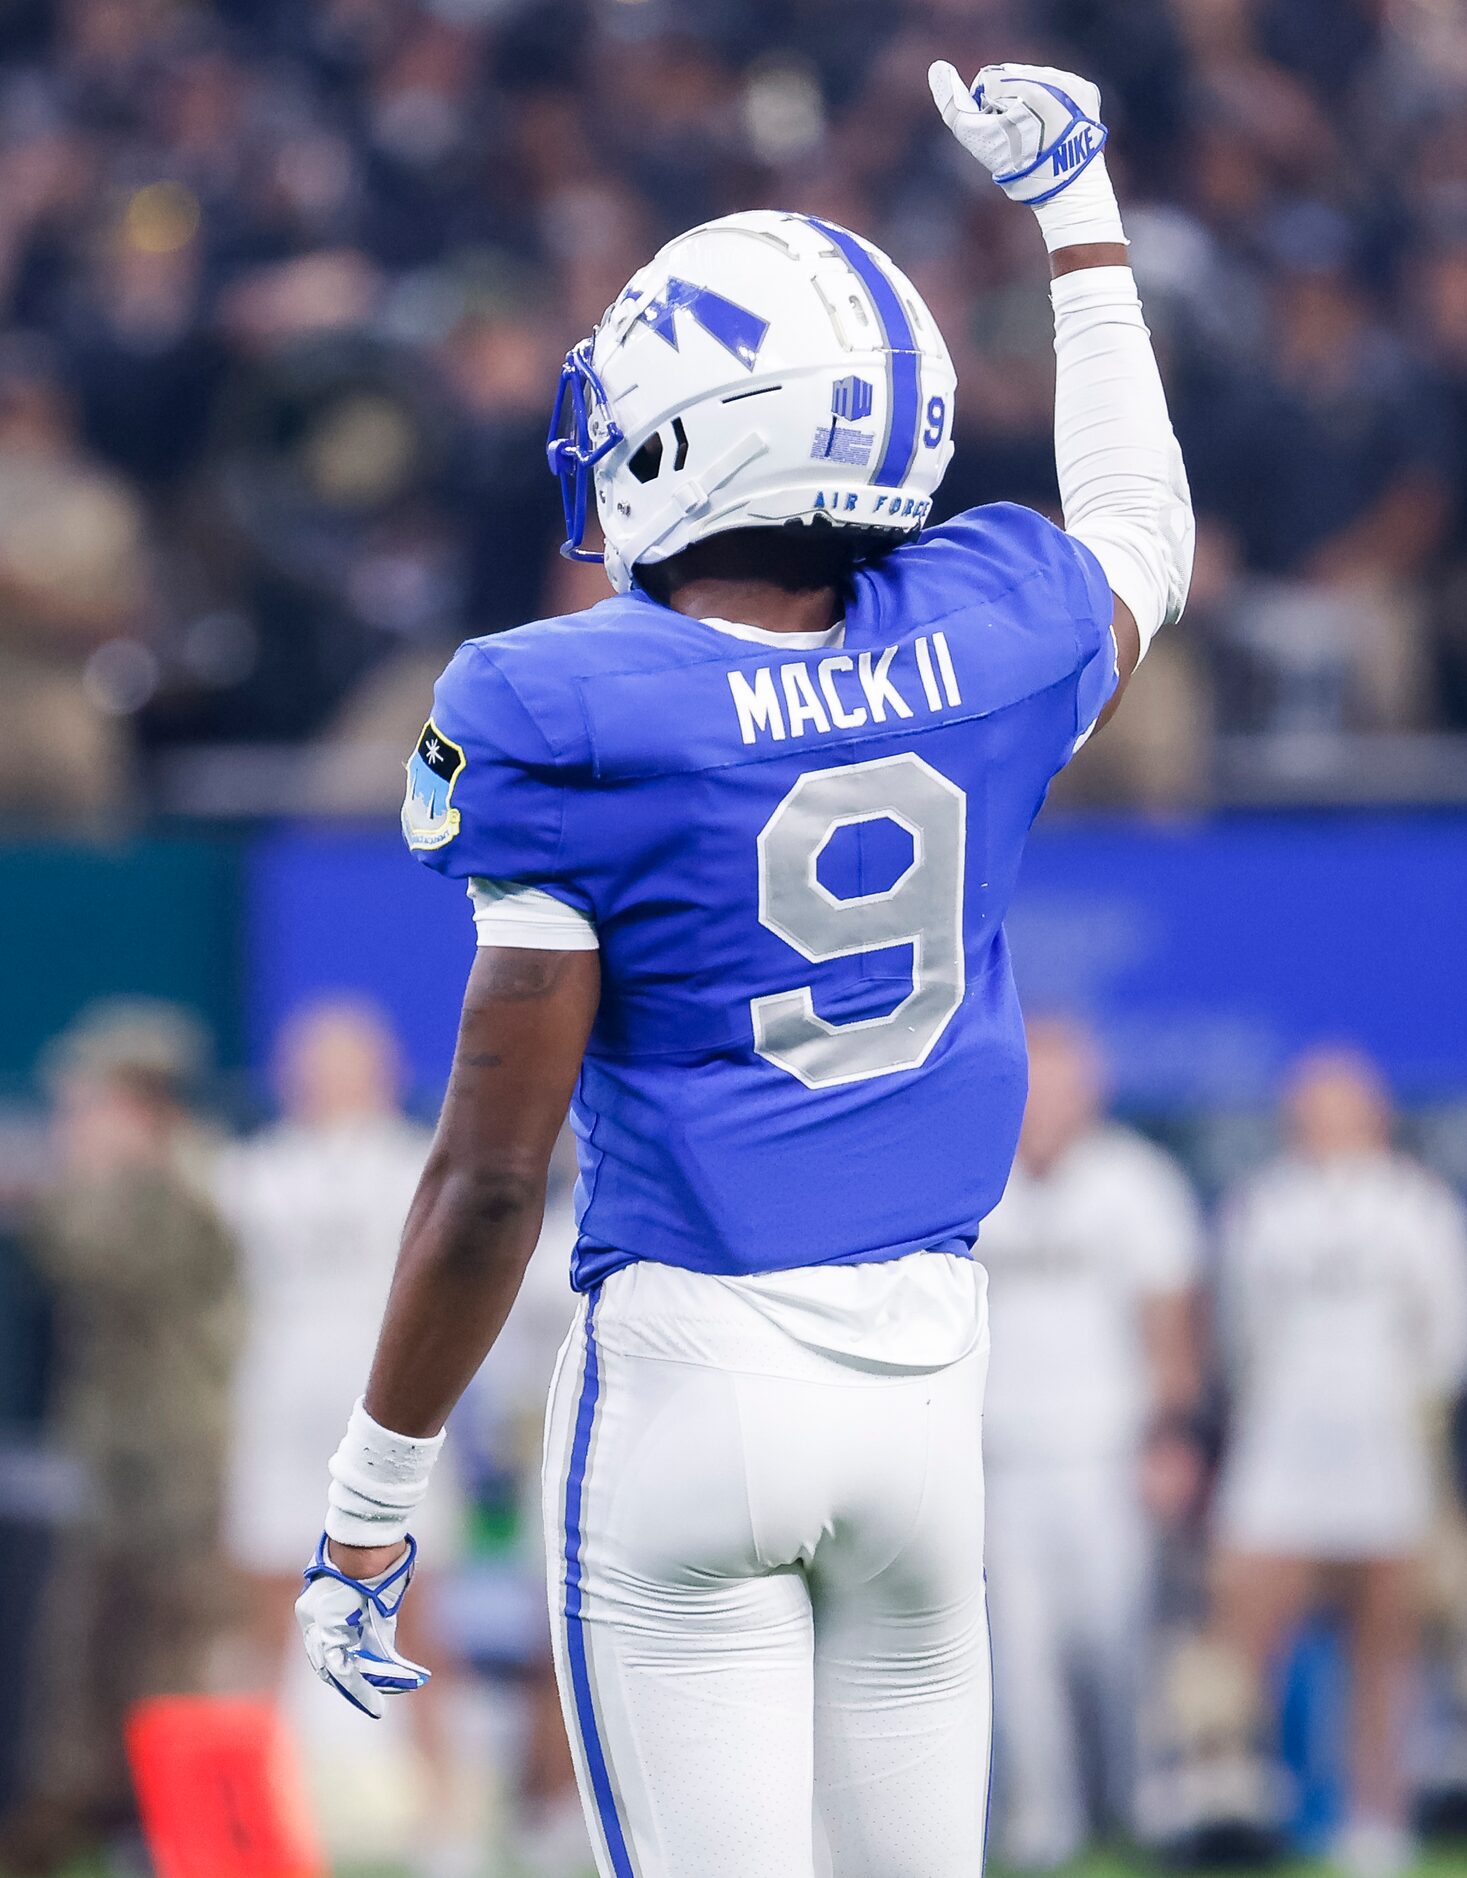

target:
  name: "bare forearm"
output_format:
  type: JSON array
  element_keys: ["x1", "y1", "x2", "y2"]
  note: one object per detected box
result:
[
  {"x1": 363, "y1": 1156, "x2": 546, "y2": 1437},
  {"x1": 360, "y1": 945, "x2": 597, "y2": 1434},
  {"x1": 1050, "y1": 241, "x2": 1129, "y2": 278},
  {"x1": 324, "y1": 945, "x2": 599, "y2": 1579},
  {"x1": 1143, "y1": 1290, "x2": 1204, "y2": 1420}
]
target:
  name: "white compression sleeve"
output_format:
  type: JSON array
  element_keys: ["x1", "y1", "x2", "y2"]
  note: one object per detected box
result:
[
  {"x1": 1051, "y1": 265, "x2": 1194, "y2": 658},
  {"x1": 325, "y1": 1397, "x2": 446, "y2": 1548}
]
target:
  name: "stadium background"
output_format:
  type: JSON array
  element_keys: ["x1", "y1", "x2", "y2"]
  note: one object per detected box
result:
[{"x1": 2, "y1": 0, "x2": 1467, "y2": 1873}]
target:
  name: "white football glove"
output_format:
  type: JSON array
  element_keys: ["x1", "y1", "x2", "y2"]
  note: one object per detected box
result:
[
  {"x1": 928, "y1": 60, "x2": 1126, "y2": 253},
  {"x1": 297, "y1": 1533, "x2": 431, "y2": 1720}
]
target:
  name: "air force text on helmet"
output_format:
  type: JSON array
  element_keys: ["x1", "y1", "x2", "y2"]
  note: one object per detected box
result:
[
  {"x1": 810, "y1": 489, "x2": 933, "y2": 521},
  {"x1": 727, "y1": 634, "x2": 963, "y2": 747}
]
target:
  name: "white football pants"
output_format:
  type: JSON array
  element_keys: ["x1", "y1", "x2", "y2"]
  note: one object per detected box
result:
[{"x1": 541, "y1": 1287, "x2": 993, "y2": 1878}]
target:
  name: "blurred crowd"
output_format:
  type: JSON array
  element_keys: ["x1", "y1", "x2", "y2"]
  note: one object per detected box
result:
[
  {"x1": 1, "y1": 0, "x2": 1466, "y2": 822},
  {"x1": 0, "y1": 996, "x2": 588, "y2": 1878},
  {"x1": 3, "y1": 995, "x2": 1467, "y2": 1877}
]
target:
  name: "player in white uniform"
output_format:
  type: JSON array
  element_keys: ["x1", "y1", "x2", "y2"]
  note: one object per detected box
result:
[
  {"x1": 220, "y1": 1000, "x2": 471, "y2": 1872},
  {"x1": 222, "y1": 1000, "x2": 460, "y2": 1630},
  {"x1": 981, "y1": 1017, "x2": 1205, "y2": 1868},
  {"x1": 1212, "y1": 1048, "x2": 1467, "y2": 1877},
  {"x1": 292, "y1": 59, "x2": 1196, "y2": 1878}
]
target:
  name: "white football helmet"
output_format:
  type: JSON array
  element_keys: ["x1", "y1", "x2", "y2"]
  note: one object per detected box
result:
[{"x1": 547, "y1": 211, "x2": 957, "y2": 593}]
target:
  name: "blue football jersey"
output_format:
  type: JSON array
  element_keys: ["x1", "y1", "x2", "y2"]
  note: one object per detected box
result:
[{"x1": 407, "y1": 503, "x2": 1115, "y2": 1290}]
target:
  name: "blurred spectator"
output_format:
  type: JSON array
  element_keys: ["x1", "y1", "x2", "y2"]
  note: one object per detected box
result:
[
  {"x1": 1189, "y1": 257, "x2": 1456, "y2": 731},
  {"x1": 0, "y1": 341, "x2": 153, "y2": 825},
  {"x1": 1209, "y1": 1047, "x2": 1467, "y2": 1876},
  {"x1": 980, "y1": 1016, "x2": 1206, "y2": 1869},
  {"x1": 0, "y1": 1000, "x2": 239, "y2": 1877},
  {"x1": 466, "y1": 1129, "x2": 587, "y2": 1877},
  {"x1": 1417, "y1": 240, "x2": 1467, "y2": 726},
  {"x1": 0, "y1": 0, "x2": 1458, "y2": 813},
  {"x1": 219, "y1": 996, "x2": 457, "y2": 1659},
  {"x1": 216, "y1": 997, "x2": 472, "y2": 1870}
]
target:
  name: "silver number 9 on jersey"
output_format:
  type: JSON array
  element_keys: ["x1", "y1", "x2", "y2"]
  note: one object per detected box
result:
[{"x1": 751, "y1": 753, "x2": 967, "y2": 1089}]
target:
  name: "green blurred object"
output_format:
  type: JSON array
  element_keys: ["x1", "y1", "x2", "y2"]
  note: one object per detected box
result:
[{"x1": 0, "y1": 840, "x2": 243, "y2": 1091}]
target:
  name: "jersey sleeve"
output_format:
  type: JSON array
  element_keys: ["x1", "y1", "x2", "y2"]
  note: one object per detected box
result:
[
  {"x1": 1068, "y1": 540, "x2": 1122, "y2": 754},
  {"x1": 401, "y1": 641, "x2": 597, "y2": 924},
  {"x1": 876, "y1": 503, "x2": 1119, "y2": 755}
]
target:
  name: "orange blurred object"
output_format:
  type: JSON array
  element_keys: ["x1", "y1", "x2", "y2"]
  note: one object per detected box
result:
[{"x1": 126, "y1": 1697, "x2": 325, "y2": 1878}]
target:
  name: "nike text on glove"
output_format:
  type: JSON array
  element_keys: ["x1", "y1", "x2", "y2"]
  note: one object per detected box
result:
[
  {"x1": 928, "y1": 60, "x2": 1126, "y2": 252},
  {"x1": 296, "y1": 1532, "x2": 430, "y2": 1720}
]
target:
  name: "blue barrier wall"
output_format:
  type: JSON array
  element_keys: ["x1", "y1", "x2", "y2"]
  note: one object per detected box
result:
[
  {"x1": 5, "y1": 818, "x2": 1458, "y2": 1104},
  {"x1": 242, "y1": 825, "x2": 475, "y2": 1103},
  {"x1": 1009, "y1": 816, "x2": 1467, "y2": 1106},
  {"x1": 240, "y1": 815, "x2": 1467, "y2": 1108}
]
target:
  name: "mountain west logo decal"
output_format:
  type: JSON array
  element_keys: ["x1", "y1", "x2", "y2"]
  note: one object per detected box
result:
[
  {"x1": 830, "y1": 375, "x2": 874, "y2": 422},
  {"x1": 638, "y1": 277, "x2": 770, "y2": 370},
  {"x1": 811, "y1": 373, "x2": 876, "y2": 466},
  {"x1": 402, "y1": 721, "x2": 466, "y2": 851}
]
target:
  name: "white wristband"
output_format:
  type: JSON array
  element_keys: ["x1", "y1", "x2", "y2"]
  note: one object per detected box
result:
[
  {"x1": 1032, "y1": 153, "x2": 1127, "y2": 254},
  {"x1": 325, "y1": 1397, "x2": 446, "y2": 1548}
]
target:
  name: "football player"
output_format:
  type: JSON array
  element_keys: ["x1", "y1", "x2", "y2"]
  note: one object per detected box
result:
[
  {"x1": 296, "y1": 59, "x2": 1194, "y2": 1878},
  {"x1": 1210, "y1": 1049, "x2": 1467, "y2": 1875},
  {"x1": 980, "y1": 1017, "x2": 1205, "y2": 1867}
]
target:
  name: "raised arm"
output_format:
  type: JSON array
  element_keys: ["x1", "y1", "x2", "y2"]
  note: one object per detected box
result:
[{"x1": 930, "y1": 61, "x2": 1195, "y2": 723}]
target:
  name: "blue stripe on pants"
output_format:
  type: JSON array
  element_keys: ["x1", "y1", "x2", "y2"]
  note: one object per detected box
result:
[
  {"x1": 982, "y1": 1569, "x2": 995, "y2": 1872},
  {"x1": 563, "y1": 1291, "x2": 635, "y2": 1878}
]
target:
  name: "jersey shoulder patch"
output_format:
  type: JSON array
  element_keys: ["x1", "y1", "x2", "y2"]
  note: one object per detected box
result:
[
  {"x1": 402, "y1": 720, "x2": 467, "y2": 852},
  {"x1": 401, "y1": 612, "x2": 620, "y2": 913}
]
